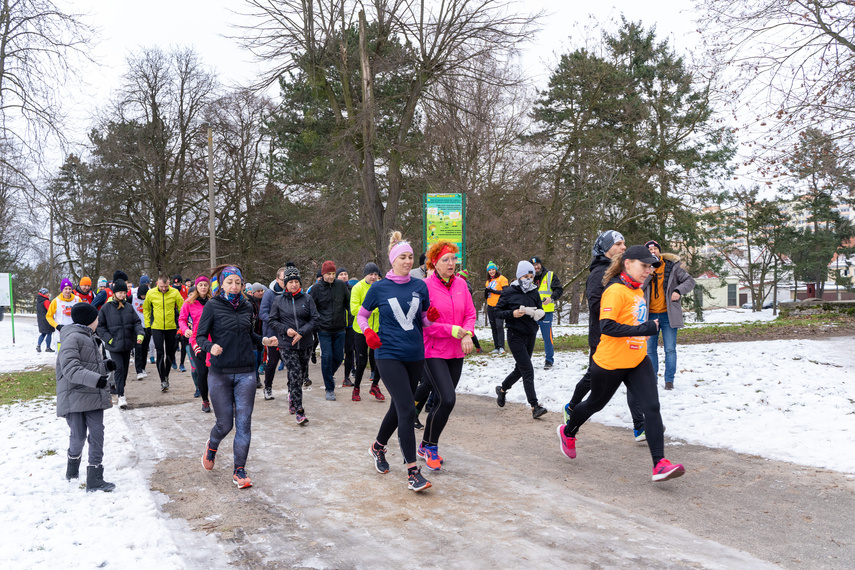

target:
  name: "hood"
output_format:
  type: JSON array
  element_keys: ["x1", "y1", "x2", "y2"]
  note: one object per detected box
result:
[
  {"x1": 659, "y1": 253, "x2": 681, "y2": 263},
  {"x1": 589, "y1": 255, "x2": 611, "y2": 272}
]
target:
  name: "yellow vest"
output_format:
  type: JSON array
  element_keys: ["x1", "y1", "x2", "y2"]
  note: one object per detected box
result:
[{"x1": 538, "y1": 271, "x2": 555, "y2": 312}]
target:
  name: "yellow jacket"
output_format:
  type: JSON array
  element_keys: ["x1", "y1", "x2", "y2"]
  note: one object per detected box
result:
[
  {"x1": 350, "y1": 278, "x2": 379, "y2": 334},
  {"x1": 142, "y1": 287, "x2": 184, "y2": 330},
  {"x1": 46, "y1": 293, "x2": 81, "y2": 328}
]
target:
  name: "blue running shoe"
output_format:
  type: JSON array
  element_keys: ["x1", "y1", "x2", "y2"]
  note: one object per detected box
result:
[
  {"x1": 634, "y1": 429, "x2": 646, "y2": 442},
  {"x1": 179, "y1": 365, "x2": 186, "y2": 373},
  {"x1": 278, "y1": 361, "x2": 285, "y2": 371},
  {"x1": 563, "y1": 402, "x2": 574, "y2": 424}
]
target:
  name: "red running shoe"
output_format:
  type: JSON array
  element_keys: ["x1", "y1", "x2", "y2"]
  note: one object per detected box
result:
[
  {"x1": 352, "y1": 387, "x2": 361, "y2": 401},
  {"x1": 557, "y1": 425, "x2": 576, "y2": 459},
  {"x1": 368, "y1": 385, "x2": 385, "y2": 401},
  {"x1": 652, "y1": 458, "x2": 685, "y2": 482}
]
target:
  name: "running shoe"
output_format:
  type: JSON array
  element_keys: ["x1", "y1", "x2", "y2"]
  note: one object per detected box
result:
[
  {"x1": 563, "y1": 402, "x2": 574, "y2": 424},
  {"x1": 36, "y1": 346, "x2": 41, "y2": 353},
  {"x1": 233, "y1": 466, "x2": 252, "y2": 488},
  {"x1": 171, "y1": 362, "x2": 177, "y2": 370},
  {"x1": 303, "y1": 378, "x2": 312, "y2": 388},
  {"x1": 490, "y1": 348, "x2": 500, "y2": 355},
  {"x1": 556, "y1": 425, "x2": 576, "y2": 459},
  {"x1": 193, "y1": 388, "x2": 200, "y2": 398},
  {"x1": 179, "y1": 364, "x2": 186, "y2": 373},
  {"x1": 136, "y1": 370, "x2": 147, "y2": 380},
  {"x1": 342, "y1": 377, "x2": 354, "y2": 387},
  {"x1": 161, "y1": 380, "x2": 169, "y2": 392},
  {"x1": 325, "y1": 390, "x2": 336, "y2": 401},
  {"x1": 150, "y1": 356, "x2": 155, "y2": 364},
  {"x1": 264, "y1": 387, "x2": 274, "y2": 400},
  {"x1": 352, "y1": 387, "x2": 361, "y2": 401},
  {"x1": 498, "y1": 347, "x2": 505, "y2": 355},
  {"x1": 532, "y1": 405, "x2": 547, "y2": 419},
  {"x1": 495, "y1": 386, "x2": 506, "y2": 407},
  {"x1": 118, "y1": 396, "x2": 127, "y2": 409},
  {"x1": 368, "y1": 385, "x2": 385, "y2": 401},
  {"x1": 407, "y1": 467, "x2": 432, "y2": 492},
  {"x1": 288, "y1": 395, "x2": 296, "y2": 415},
  {"x1": 296, "y1": 410, "x2": 308, "y2": 425},
  {"x1": 201, "y1": 401, "x2": 211, "y2": 413},
  {"x1": 201, "y1": 440, "x2": 216, "y2": 470},
  {"x1": 371, "y1": 442, "x2": 390, "y2": 474},
  {"x1": 543, "y1": 361, "x2": 553, "y2": 370},
  {"x1": 414, "y1": 417, "x2": 424, "y2": 430},
  {"x1": 476, "y1": 347, "x2": 483, "y2": 354},
  {"x1": 634, "y1": 429, "x2": 646, "y2": 442},
  {"x1": 418, "y1": 444, "x2": 443, "y2": 471},
  {"x1": 652, "y1": 458, "x2": 685, "y2": 482},
  {"x1": 278, "y1": 361, "x2": 285, "y2": 371}
]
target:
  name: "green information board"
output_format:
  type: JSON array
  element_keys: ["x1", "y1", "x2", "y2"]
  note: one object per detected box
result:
[{"x1": 423, "y1": 193, "x2": 466, "y2": 269}]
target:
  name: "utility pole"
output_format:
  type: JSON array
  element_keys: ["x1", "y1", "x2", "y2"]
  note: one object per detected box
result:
[
  {"x1": 49, "y1": 206, "x2": 54, "y2": 296},
  {"x1": 203, "y1": 122, "x2": 216, "y2": 268}
]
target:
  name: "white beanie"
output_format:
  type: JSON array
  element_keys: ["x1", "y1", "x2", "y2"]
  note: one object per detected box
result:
[{"x1": 516, "y1": 260, "x2": 535, "y2": 279}]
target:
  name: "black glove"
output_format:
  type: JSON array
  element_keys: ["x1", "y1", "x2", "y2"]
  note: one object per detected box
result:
[
  {"x1": 484, "y1": 288, "x2": 493, "y2": 297},
  {"x1": 105, "y1": 359, "x2": 117, "y2": 371},
  {"x1": 96, "y1": 375, "x2": 108, "y2": 389},
  {"x1": 56, "y1": 324, "x2": 63, "y2": 331}
]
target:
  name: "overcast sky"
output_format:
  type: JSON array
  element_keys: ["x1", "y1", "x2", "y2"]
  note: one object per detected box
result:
[{"x1": 62, "y1": 0, "x2": 698, "y2": 151}]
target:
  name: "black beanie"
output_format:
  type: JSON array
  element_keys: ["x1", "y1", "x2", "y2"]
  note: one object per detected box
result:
[
  {"x1": 113, "y1": 270, "x2": 129, "y2": 282},
  {"x1": 113, "y1": 279, "x2": 128, "y2": 293},
  {"x1": 363, "y1": 262, "x2": 381, "y2": 277},
  {"x1": 137, "y1": 284, "x2": 149, "y2": 299},
  {"x1": 71, "y1": 303, "x2": 99, "y2": 326}
]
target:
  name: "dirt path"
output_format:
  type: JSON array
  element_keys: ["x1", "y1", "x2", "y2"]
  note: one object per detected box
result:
[{"x1": 118, "y1": 361, "x2": 855, "y2": 569}]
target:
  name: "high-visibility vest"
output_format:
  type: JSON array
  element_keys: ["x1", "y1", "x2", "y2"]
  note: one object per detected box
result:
[{"x1": 538, "y1": 271, "x2": 555, "y2": 312}]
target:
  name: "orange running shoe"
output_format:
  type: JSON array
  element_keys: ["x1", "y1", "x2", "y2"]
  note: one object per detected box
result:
[
  {"x1": 233, "y1": 466, "x2": 252, "y2": 488},
  {"x1": 201, "y1": 440, "x2": 216, "y2": 470}
]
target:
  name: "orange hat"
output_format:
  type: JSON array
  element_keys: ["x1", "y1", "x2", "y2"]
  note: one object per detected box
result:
[{"x1": 79, "y1": 276, "x2": 92, "y2": 287}]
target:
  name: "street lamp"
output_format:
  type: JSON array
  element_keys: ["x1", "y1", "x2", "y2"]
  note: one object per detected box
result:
[{"x1": 201, "y1": 122, "x2": 216, "y2": 268}]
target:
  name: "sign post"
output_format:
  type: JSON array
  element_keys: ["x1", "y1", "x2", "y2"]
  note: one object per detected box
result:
[
  {"x1": 423, "y1": 193, "x2": 466, "y2": 269},
  {"x1": 0, "y1": 273, "x2": 14, "y2": 344}
]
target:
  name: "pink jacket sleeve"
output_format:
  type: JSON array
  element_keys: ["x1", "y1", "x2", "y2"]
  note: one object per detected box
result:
[
  {"x1": 357, "y1": 306, "x2": 373, "y2": 333},
  {"x1": 178, "y1": 302, "x2": 191, "y2": 336}
]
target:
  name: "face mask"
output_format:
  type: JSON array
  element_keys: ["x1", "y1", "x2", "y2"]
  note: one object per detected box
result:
[{"x1": 519, "y1": 277, "x2": 536, "y2": 292}]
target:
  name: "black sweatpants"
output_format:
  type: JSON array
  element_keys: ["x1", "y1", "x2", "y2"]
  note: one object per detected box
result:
[
  {"x1": 565, "y1": 357, "x2": 665, "y2": 464},
  {"x1": 108, "y1": 350, "x2": 132, "y2": 397},
  {"x1": 343, "y1": 327, "x2": 355, "y2": 379},
  {"x1": 135, "y1": 327, "x2": 152, "y2": 373},
  {"x1": 422, "y1": 358, "x2": 464, "y2": 447},
  {"x1": 353, "y1": 333, "x2": 380, "y2": 389},
  {"x1": 500, "y1": 330, "x2": 538, "y2": 407},
  {"x1": 151, "y1": 328, "x2": 177, "y2": 383},
  {"x1": 376, "y1": 359, "x2": 423, "y2": 464},
  {"x1": 570, "y1": 346, "x2": 644, "y2": 431},
  {"x1": 487, "y1": 305, "x2": 505, "y2": 350}
]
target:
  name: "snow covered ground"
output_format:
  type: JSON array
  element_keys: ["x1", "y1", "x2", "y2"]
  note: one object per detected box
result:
[{"x1": 2, "y1": 313, "x2": 854, "y2": 567}]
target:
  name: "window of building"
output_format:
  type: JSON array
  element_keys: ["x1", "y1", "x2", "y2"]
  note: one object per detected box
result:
[{"x1": 727, "y1": 284, "x2": 737, "y2": 306}]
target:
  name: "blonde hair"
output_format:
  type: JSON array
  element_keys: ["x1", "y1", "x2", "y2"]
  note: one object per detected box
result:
[
  {"x1": 602, "y1": 253, "x2": 625, "y2": 286},
  {"x1": 186, "y1": 280, "x2": 213, "y2": 304},
  {"x1": 388, "y1": 230, "x2": 405, "y2": 253}
]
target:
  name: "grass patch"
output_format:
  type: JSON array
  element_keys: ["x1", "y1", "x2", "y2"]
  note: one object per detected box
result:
[{"x1": 0, "y1": 367, "x2": 56, "y2": 406}]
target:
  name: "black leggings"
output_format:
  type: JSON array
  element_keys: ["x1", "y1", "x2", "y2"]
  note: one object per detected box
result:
[
  {"x1": 264, "y1": 345, "x2": 281, "y2": 389},
  {"x1": 177, "y1": 335, "x2": 188, "y2": 366},
  {"x1": 487, "y1": 305, "x2": 505, "y2": 350},
  {"x1": 353, "y1": 333, "x2": 380, "y2": 389},
  {"x1": 501, "y1": 331, "x2": 538, "y2": 407},
  {"x1": 135, "y1": 327, "x2": 151, "y2": 373},
  {"x1": 190, "y1": 350, "x2": 210, "y2": 401},
  {"x1": 565, "y1": 357, "x2": 664, "y2": 465},
  {"x1": 376, "y1": 359, "x2": 423, "y2": 464},
  {"x1": 343, "y1": 327, "x2": 355, "y2": 378},
  {"x1": 570, "y1": 346, "x2": 644, "y2": 431},
  {"x1": 421, "y1": 358, "x2": 464, "y2": 447},
  {"x1": 109, "y1": 350, "x2": 132, "y2": 397},
  {"x1": 151, "y1": 328, "x2": 177, "y2": 382}
]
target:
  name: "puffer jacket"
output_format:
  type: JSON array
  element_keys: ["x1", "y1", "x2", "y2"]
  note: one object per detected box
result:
[
  {"x1": 56, "y1": 324, "x2": 112, "y2": 417},
  {"x1": 96, "y1": 298, "x2": 144, "y2": 352},
  {"x1": 195, "y1": 295, "x2": 264, "y2": 374},
  {"x1": 259, "y1": 283, "x2": 285, "y2": 337},
  {"x1": 423, "y1": 273, "x2": 477, "y2": 359},
  {"x1": 268, "y1": 290, "x2": 319, "y2": 351},
  {"x1": 36, "y1": 292, "x2": 54, "y2": 334},
  {"x1": 642, "y1": 253, "x2": 696, "y2": 329}
]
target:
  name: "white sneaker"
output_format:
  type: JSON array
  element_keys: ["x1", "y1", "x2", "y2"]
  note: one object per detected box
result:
[
  {"x1": 136, "y1": 370, "x2": 147, "y2": 380},
  {"x1": 490, "y1": 349, "x2": 500, "y2": 355},
  {"x1": 498, "y1": 348, "x2": 506, "y2": 355},
  {"x1": 118, "y1": 396, "x2": 128, "y2": 409}
]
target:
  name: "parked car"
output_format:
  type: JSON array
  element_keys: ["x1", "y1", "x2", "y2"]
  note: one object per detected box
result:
[{"x1": 741, "y1": 301, "x2": 776, "y2": 309}]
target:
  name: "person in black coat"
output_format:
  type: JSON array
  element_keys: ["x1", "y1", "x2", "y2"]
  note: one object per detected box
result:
[
  {"x1": 36, "y1": 288, "x2": 56, "y2": 353},
  {"x1": 310, "y1": 260, "x2": 351, "y2": 399},
  {"x1": 96, "y1": 280, "x2": 144, "y2": 409},
  {"x1": 564, "y1": 231, "x2": 646, "y2": 440},
  {"x1": 493, "y1": 260, "x2": 548, "y2": 419},
  {"x1": 194, "y1": 264, "x2": 277, "y2": 489},
  {"x1": 268, "y1": 265, "x2": 319, "y2": 423}
]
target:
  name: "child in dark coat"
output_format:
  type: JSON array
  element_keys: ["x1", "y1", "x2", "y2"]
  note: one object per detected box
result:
[{"x1": 56, "y1": 303, "x2": 117, "y2": 492}]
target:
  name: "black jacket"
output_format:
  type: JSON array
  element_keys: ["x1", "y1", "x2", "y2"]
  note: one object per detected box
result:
[
  {"x1": 36, "y1": 292, "x2": 54, "y2": 334},
  {"x1": 586, "y1": 255, "x2": 611, "y2": 349},
  {"x1": 599, "y1": 277, "x2": 659, "y2": 338},
  {"x1": 195, "y1": 296, "x2": 264, "y2": 374},
  {"x1": 310, "y1": 278, "x2": 350, "y2": 332},
  {"x1": 494, "y1": 282, "x2": 543, "y2": 337},
  {"x1": 96, "y1": 298, "x2": 145, "y2": 352},
  {"x1": 269, "y1": 291, "x2": 319, "y2": 350}
]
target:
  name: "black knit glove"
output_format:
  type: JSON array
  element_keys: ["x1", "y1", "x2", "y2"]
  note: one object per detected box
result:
[
  {"x1": 105, "y1": 359, "x2": 117, "y2": 371},
  {"x1": 56, "y1": 324, "x2": 63, "y2": 331},
  {"x1": 96, "y1": 376, "x2": 108, "y2": 389}
]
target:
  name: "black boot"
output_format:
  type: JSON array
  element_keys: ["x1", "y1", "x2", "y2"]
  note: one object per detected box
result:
[
  {"x1": 66, "y1": 454, "x2": 81, "y2": 480},
  {"x1": 86, "y1": 465, "x2": 116, "y2": 492}
]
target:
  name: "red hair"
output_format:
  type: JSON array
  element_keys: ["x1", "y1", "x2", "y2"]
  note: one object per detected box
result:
[{"x1": 425, "y1": 241, "x2": 459, "y2": 270}]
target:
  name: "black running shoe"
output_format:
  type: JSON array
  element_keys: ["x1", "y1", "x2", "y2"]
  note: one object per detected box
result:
[
  {"x1": 303, "y1": 378, "x2": 312, "y2": 388},
  {"x1": 532, "y1": 405, "x2": 547, "y2": 419},
  {"x1": 414, "y1": 416, "x2": 424, "y2": 430},
  {"x1": 161, "y1": 380, "x2": 169, "y2": 392},
  {"x1": 407, "y1": 466, "x2": 432, "y2": 492},
  {"x1": 495, "y1": 386, "x2": 506, "y2": 407},
  {"x1": 371, "y1": 442, "x2": 390, "y2": 474}
]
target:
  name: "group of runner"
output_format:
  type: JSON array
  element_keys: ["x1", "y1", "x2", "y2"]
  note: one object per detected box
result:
[{"x1": 46, "y1": 229, "x2": 694, "y2": 492}]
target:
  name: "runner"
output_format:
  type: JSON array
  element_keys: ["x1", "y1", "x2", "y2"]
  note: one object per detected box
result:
[
  {"x1": 484, "y1": 261, "x2": 508, "y2": 354},
  {"x1": 131, "y1": 283, "x2": 150, "y2": 379},
  {"x1": 268, "y1": 265, "x2": 319, "y2": 424},
  {"x1": 259, "y1": 266, "x2": 290, "y2": 394},
  {"x1": 46, "y1": 278, "x2": 81, "y2": 337},
  {"x1": 350, "y1": 262, "x2": 384, "y2": 402},
  {"x1": 312, "y1": 260, "x2": 350, "y2": 401},
  {"x1": 337, "y1": 267, "x2": 356, "y2": 388},
  {"x1": 360, "y1": 231, "x2": 438, "y2": 492},
  {"x1": 417, "y1": 241, "x2": 476, "y2": 471},
  {"x1": 95, "y1": 279, "x2": 144, "y2": 409},
  {"x1": 143, "y1": 275, "x2": 184, "y2": 392},
  {"x1": 196, "y1": 264, "x2": 277, "y2": 489},
  {"x1": 494, "y1": 260, "x2": 548, "y2": 419},
  {"x1": 74, "y1": 276, "x2": 94, "y2": 304},
  {"x1": 179, "y1": 275, "x2": 213, "y2": 413},
  {"x1": 557, "y1": 246, "x2": 685, "y2": 482}
]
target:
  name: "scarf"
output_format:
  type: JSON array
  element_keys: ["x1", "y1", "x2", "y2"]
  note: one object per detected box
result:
[
  {"x1": 385, "y1": 269, "x2": 411, "y2": 284},
  {"x1": 519, "y1": 277, "x2": 536, "y2": 293},
  {"x1": 219, "y1": 265, "x2": 244, "y2": 309},
  {"x1": 619, "y1": 271, "x2": 643, "y2": 289}
]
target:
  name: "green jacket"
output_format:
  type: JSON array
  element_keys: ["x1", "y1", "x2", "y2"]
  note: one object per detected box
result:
[{"x1": 350, "y1": 278, "x2": 379, "y2": 334}]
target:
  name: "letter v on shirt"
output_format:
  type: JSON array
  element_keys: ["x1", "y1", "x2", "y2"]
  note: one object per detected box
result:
[{"x1": 388, "y1": 295, "x2": 420, "y2": 331}]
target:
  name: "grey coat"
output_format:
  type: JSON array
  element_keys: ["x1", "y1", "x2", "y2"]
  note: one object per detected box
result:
[
  {"x1": 642, "y1": 253, "x2": 696, "y2": 329},
  {"x1": 56, "y1": 324, "x2": 112, "y2": 417}
]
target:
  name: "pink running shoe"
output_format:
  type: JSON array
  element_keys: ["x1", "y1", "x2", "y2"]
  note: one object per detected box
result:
[
  {"x1": 652, "y1": 458, "x2": 685, "y2": 482},
  {"x1": 557, "y1": 425, "x2": 576, "y2": 459}
]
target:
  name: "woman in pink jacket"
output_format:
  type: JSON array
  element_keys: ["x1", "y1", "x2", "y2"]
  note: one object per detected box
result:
[
  {"x1": 417, "y1": 241, "x2": 476, "y2": 471},
  {"x1": 179, "y1": 275, "x2": 213, "y2": 412}
]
